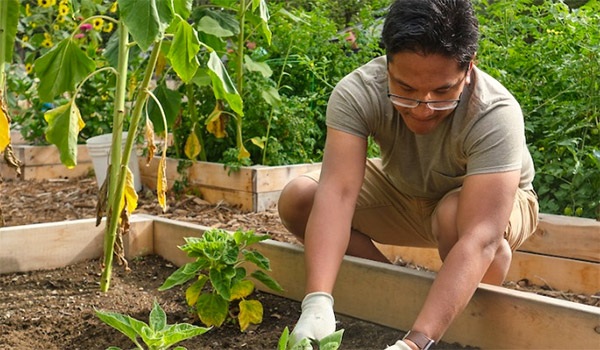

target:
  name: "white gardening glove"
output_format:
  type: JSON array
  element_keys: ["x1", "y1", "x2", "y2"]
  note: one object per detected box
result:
[
  {"x1": 384, "y1": 339, "x2": 413, "y2": 350},
  {"x1": 289, "y1": 292, "x2": 336, "y2": 345}
]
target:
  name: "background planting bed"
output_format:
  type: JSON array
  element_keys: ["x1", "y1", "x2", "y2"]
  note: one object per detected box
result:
[{"x1": 0, "y1": 215, "x2": 598, "y2": 349}]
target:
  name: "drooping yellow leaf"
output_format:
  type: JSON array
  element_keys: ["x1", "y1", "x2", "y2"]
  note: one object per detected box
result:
[
  {"x1": 184, "y1": 129, "x2": 201, "y2": 160},
  {"x1": 118, "y1": 166, "x2": 139, "y2": 216},
  {"x1": 238, "y1": 299, "x2": 263, "y2": 332},
  {"x1": 157, "y1": 153, "x2": 168, "y2": 212},
  {"x1": 238, "y1": 144, "x2": 250, "y2": 160},
  {"x1": 0, "y1": 102, "x2": 10, "y2": 152},
  {"x1": 250, "y1": 136, "x2": 265, "y2": 150},
  {"x1": 186, "y1": 275, "x2": 208, "y2": 306},
  {"x1": 230, "y1": 280, "x2": 254, "y2": 300},
  {"x1": 145, "y1": 118, "x2": 157, "y2": 165},
  {"x1": 205, "y1": 101, "x2": 228, "y2": 138}
]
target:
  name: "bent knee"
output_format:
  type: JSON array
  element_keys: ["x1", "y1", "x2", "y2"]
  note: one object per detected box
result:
[{"x1": 278, "y1": 177, "x2": 318, "y2": 238}]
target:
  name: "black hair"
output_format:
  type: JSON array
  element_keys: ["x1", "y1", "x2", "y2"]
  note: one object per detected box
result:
[{"x1": 382, "y1": 0, "x2": 479, "y2": 69}]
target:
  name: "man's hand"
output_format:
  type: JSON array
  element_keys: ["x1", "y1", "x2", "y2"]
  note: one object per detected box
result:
[
  {"x1": 384, "y1": 340, "x2": 413, "y2": 350},
  {"x1": 290, "y1": 292, "x2": 336, "y2": 345}
]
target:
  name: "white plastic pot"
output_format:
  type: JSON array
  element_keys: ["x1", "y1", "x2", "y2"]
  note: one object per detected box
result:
[{"x1": 86, "y1": 132, "x2": 142, "y2": 192}]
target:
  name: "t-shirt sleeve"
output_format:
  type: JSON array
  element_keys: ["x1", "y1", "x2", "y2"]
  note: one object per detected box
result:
[
  {"x1": 464, "y1": 99, "x2": 525, "y2": 176},
  {"x1": 326, "y1": 73, "x2": 374, "y2": 139}
]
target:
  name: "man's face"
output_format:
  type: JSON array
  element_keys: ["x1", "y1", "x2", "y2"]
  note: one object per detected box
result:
[{"x1": 387, "y1": 51, "x2": 471, "y2": 135}]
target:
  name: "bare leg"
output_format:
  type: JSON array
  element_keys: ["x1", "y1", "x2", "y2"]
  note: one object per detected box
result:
[
  {"x1": 278, "y1": 177, "x2": 389, "y2": 263},
  {"x1": 433, "y1": 192, "x2": 512, "y2": 285}
]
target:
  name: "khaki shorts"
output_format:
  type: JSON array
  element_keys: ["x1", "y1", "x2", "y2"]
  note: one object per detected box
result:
[{"x1": 302, "y1": 159, "x2": 539, "y2": 251}]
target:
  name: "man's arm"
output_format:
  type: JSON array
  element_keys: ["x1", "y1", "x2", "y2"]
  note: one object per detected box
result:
[
  {"x1": 304, "y1": 127, "x2": 368, "y2": 294},
  {"x1": 410, "y1": 170, "x2": 520, "y2": 343}
]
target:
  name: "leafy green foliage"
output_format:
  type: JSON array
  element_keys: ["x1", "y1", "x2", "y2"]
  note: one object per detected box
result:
[
  {"x1": 475, "y1": 0, "x2": 600, "y2": 218},
  {"x1": 95, "y1": 299, "x2": 210, "y2": 350},
  {"x1": 159, "y1": 228, "x2": 282, "y2": 332},
  {"x1": 278, "y1": 326, "x2": 345, "y2": 350}
]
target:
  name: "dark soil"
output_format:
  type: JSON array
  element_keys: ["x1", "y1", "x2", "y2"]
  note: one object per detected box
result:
[
  {"x1": 0, "y1": 175, "x2": 596, "y2": 349},
  {"x1": 0, "y1": 255, "x2": 473, "y2": 350}
]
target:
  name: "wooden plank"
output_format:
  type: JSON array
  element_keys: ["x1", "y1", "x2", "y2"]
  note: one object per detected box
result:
[
  {"x1": 376, "y1": 244, "x2": 600, "y2": 295},
  {"x1": 20, "y1": 144, "x2": 91, "y2": 166},
  {"x1": 21, "y1": 163, "x2": 92, "y2": 180},
  {"x1": 520, "y1": 213, "x2": 600, "y2": 262},
  {"x1": 153, "y1": 218, "x2": 600, "y2": 350},
  {"x1": 253, "y1": 163, "x2": 322, "y2": 192},
  {"x1": 189, "y1": 160, "x2": 253, "y2": 192},
  {"x1": 0, "y1": 216, "x2": 154, "y2": 274},
  {"x1": 254, "y1": 191, "x2": 282, "y2": 212}
]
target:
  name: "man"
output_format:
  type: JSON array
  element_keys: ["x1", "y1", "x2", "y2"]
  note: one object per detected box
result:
[{"x1": 277, "y1": 0, "x2": 539, "y2": 349}]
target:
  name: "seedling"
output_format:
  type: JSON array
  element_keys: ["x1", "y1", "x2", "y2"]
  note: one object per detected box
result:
[
  {"x1": 278, "y1": 327, "x2": 345, "y2": 350},
  {"x1": 95, "y1": 300, "x2": 210, "y2": 350},
  {"x1": 159, "y1": 228, "x2": 283, "y2": 331}
]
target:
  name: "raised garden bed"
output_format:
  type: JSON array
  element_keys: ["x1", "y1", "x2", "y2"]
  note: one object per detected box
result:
[
  {"x1": 140, "y1": 156, "x2": 321, "y2": 212},
  {"x1": 0, "y1": 143, "x2": 92, "y2": 180},
  {"x1": 1, "y1": 215, "x2": 598, "y2": 349}
]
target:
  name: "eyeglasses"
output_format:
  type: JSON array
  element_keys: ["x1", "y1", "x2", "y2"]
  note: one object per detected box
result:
[{"x1": 387, "y1": 92, "x2": 462, "y2": 111}]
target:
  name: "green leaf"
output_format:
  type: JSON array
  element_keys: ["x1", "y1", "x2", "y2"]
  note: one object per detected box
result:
[
  {"x1": 278, "y1": 326, "x2": 290, "y2": 350},
  {"x1": 119, "y1": 0, "x2": 174, "y2": 51},
  {"x1": 161, "y1": 323, "x2": 211, "y2": 347},
  {"x1": 34, "y1": 38, "x2": 95, "y2": 102},
  {"x1": 158, "y1": 261, "x2": 206, "y2": 291},
  {"x1": 319, "y1": 329, "x2": 345, "y2": 350},
  {"x1": 197, "y1": 16, "x2": 234, "y2": 38},
  {"x1": 210, "y1": 266, "x2": 236, "y2": 301},
  {"x1": 44, "y1": 101, "x2": 85, "y2": 169},
  {"x1": 261, "y1": 86, "x2": 281, "y2": 107},
  {"x1": 243, "y1": 250, "x2": 270, "y2": 271},
  {"x1": 149, "y1": 300, "x2": 167, "y2": 332},
  {"x1": 191, "y1": 68, "x2": 212, "y2": 87},
  {"x1": 243, "y1": 55, "x2": 272, "y2": 78},
  {"x1": 256, "y1": 0, "x2": 271, "y2": 45},
  {"x1": 251, "y1": 270, "x2": 283, "y2": 293},
  {"x1": 290, "y1": 337, "x2": 312, "y2": 350},
  {"x1": 207, "y1": 51, "x2": 243, "y2": 116},
  {"x1": 147, "y1": 83, "x2": 181, "y2": 134},
  {"x1": 107, "y1": 347, "x2": 122, "y2": 350},
  {"x1": 238, "y1": 299, "x2": 263, "y2": 332},
  {"x1": 3, "y1": 0, "x2": 19, "y2": 62},
  {"x1": 210, "y1": 0, "x2": 237, "y2": 7},
  {"x1": 230, "y1": 279, "x2": 254, "y2": 300},
  {"x1": 185, "y1": 275, "x2": 208, "y2": 306},
  {"x1": 94, "y1": 309, "x2": 139, "y2": 344},
  {"x1": 168, "y1": 18, "x2": 200, "y2": 83},
  {"x1": 195, "y1": 9, "x2": 239, "y2": 36},
  {"x1": 196, "y1": 293, "x2": 228, "y2": 327},
  {"x1": 172, "y1": 0, "x2": 192, "y2": 19},
  {"x1": 104, "y1": 31, "x2": 141, "y2": 69}
]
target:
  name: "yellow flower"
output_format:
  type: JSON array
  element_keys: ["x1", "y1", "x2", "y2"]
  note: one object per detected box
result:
[
  {"x1": 38, "y1": 0, "x2": 52, "y2": 8},
  {"x1": 25, "y1": 63, "x2": 33, "y2": 74},
  {"x1": 51, "y1": 0, "x2": 57, "y2": 5},
  {"x1": 103, "y1": 22, "x2": 113, "y2": 33},
  {"x1": 25, "y1": 3, "x2": 32, "y2": 16},
  {"x1": 53, "y1": 24, "x2": 59, "y2": 30},
  {"x1": 109, "y1": 1, "x2": 117, "y2": 13},
  {"x1": 93, "y1": 18, "x2": 104, "y2": 31},
  {"x1": 42, "y1": 38, "x2": 53, "y2": 48},
  {"x1": 59, "y1": 4, "x2": 69, "y2": 16},
  {"x1": 56, "y1": 15, "x2": 66, "y2": 23},
  {"x1": 101, "y1": 93, "x2": 109, "y2": 101},
  {"x1": 44, "y1": 32, "x2": 51, "y2": 40},
  {"x1": 31, "y1": 22, "x2": 37, "y2": 28},
  {"x1": 22, "y1": 36, "x2": 29, "y2": 42},
  {"x1": 59, "y1": 0, "x2": 68, "y2": 5}
]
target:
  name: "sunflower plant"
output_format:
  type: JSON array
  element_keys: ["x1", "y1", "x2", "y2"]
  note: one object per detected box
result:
[{"x1": 29, "y1": 0, "x2": 246, "y2": 293}]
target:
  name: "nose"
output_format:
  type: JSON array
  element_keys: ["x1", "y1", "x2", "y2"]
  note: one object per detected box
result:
[{"x1": 411, "y1": 102, "x2": 435, "y2": 120}]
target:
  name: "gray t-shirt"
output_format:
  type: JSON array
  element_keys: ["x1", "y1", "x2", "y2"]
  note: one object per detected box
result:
[{"x1": 326, "y1": 56, "x2": 535, "y2": 199}]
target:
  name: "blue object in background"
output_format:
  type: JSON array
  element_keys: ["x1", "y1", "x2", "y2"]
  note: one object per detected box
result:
[{"x1": 41, "y1": 103, "x2": 55, "y2": 112}]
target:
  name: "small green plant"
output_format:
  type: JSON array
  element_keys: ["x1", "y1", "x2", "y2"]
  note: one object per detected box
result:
[
  {"x1": 158, "y1": 228, "x2": 283, "y2": 331},
  {"x1": 95, "y1": 299, "x2": 210, "y2": 350},
  {"x1": 278, "y1": 326, "x2": 345, "y2": 350}
]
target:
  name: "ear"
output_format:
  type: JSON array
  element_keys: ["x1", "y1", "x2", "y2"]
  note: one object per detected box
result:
[{"x1": 465, "y1": 60, "x2": 474, "y2": 85}]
